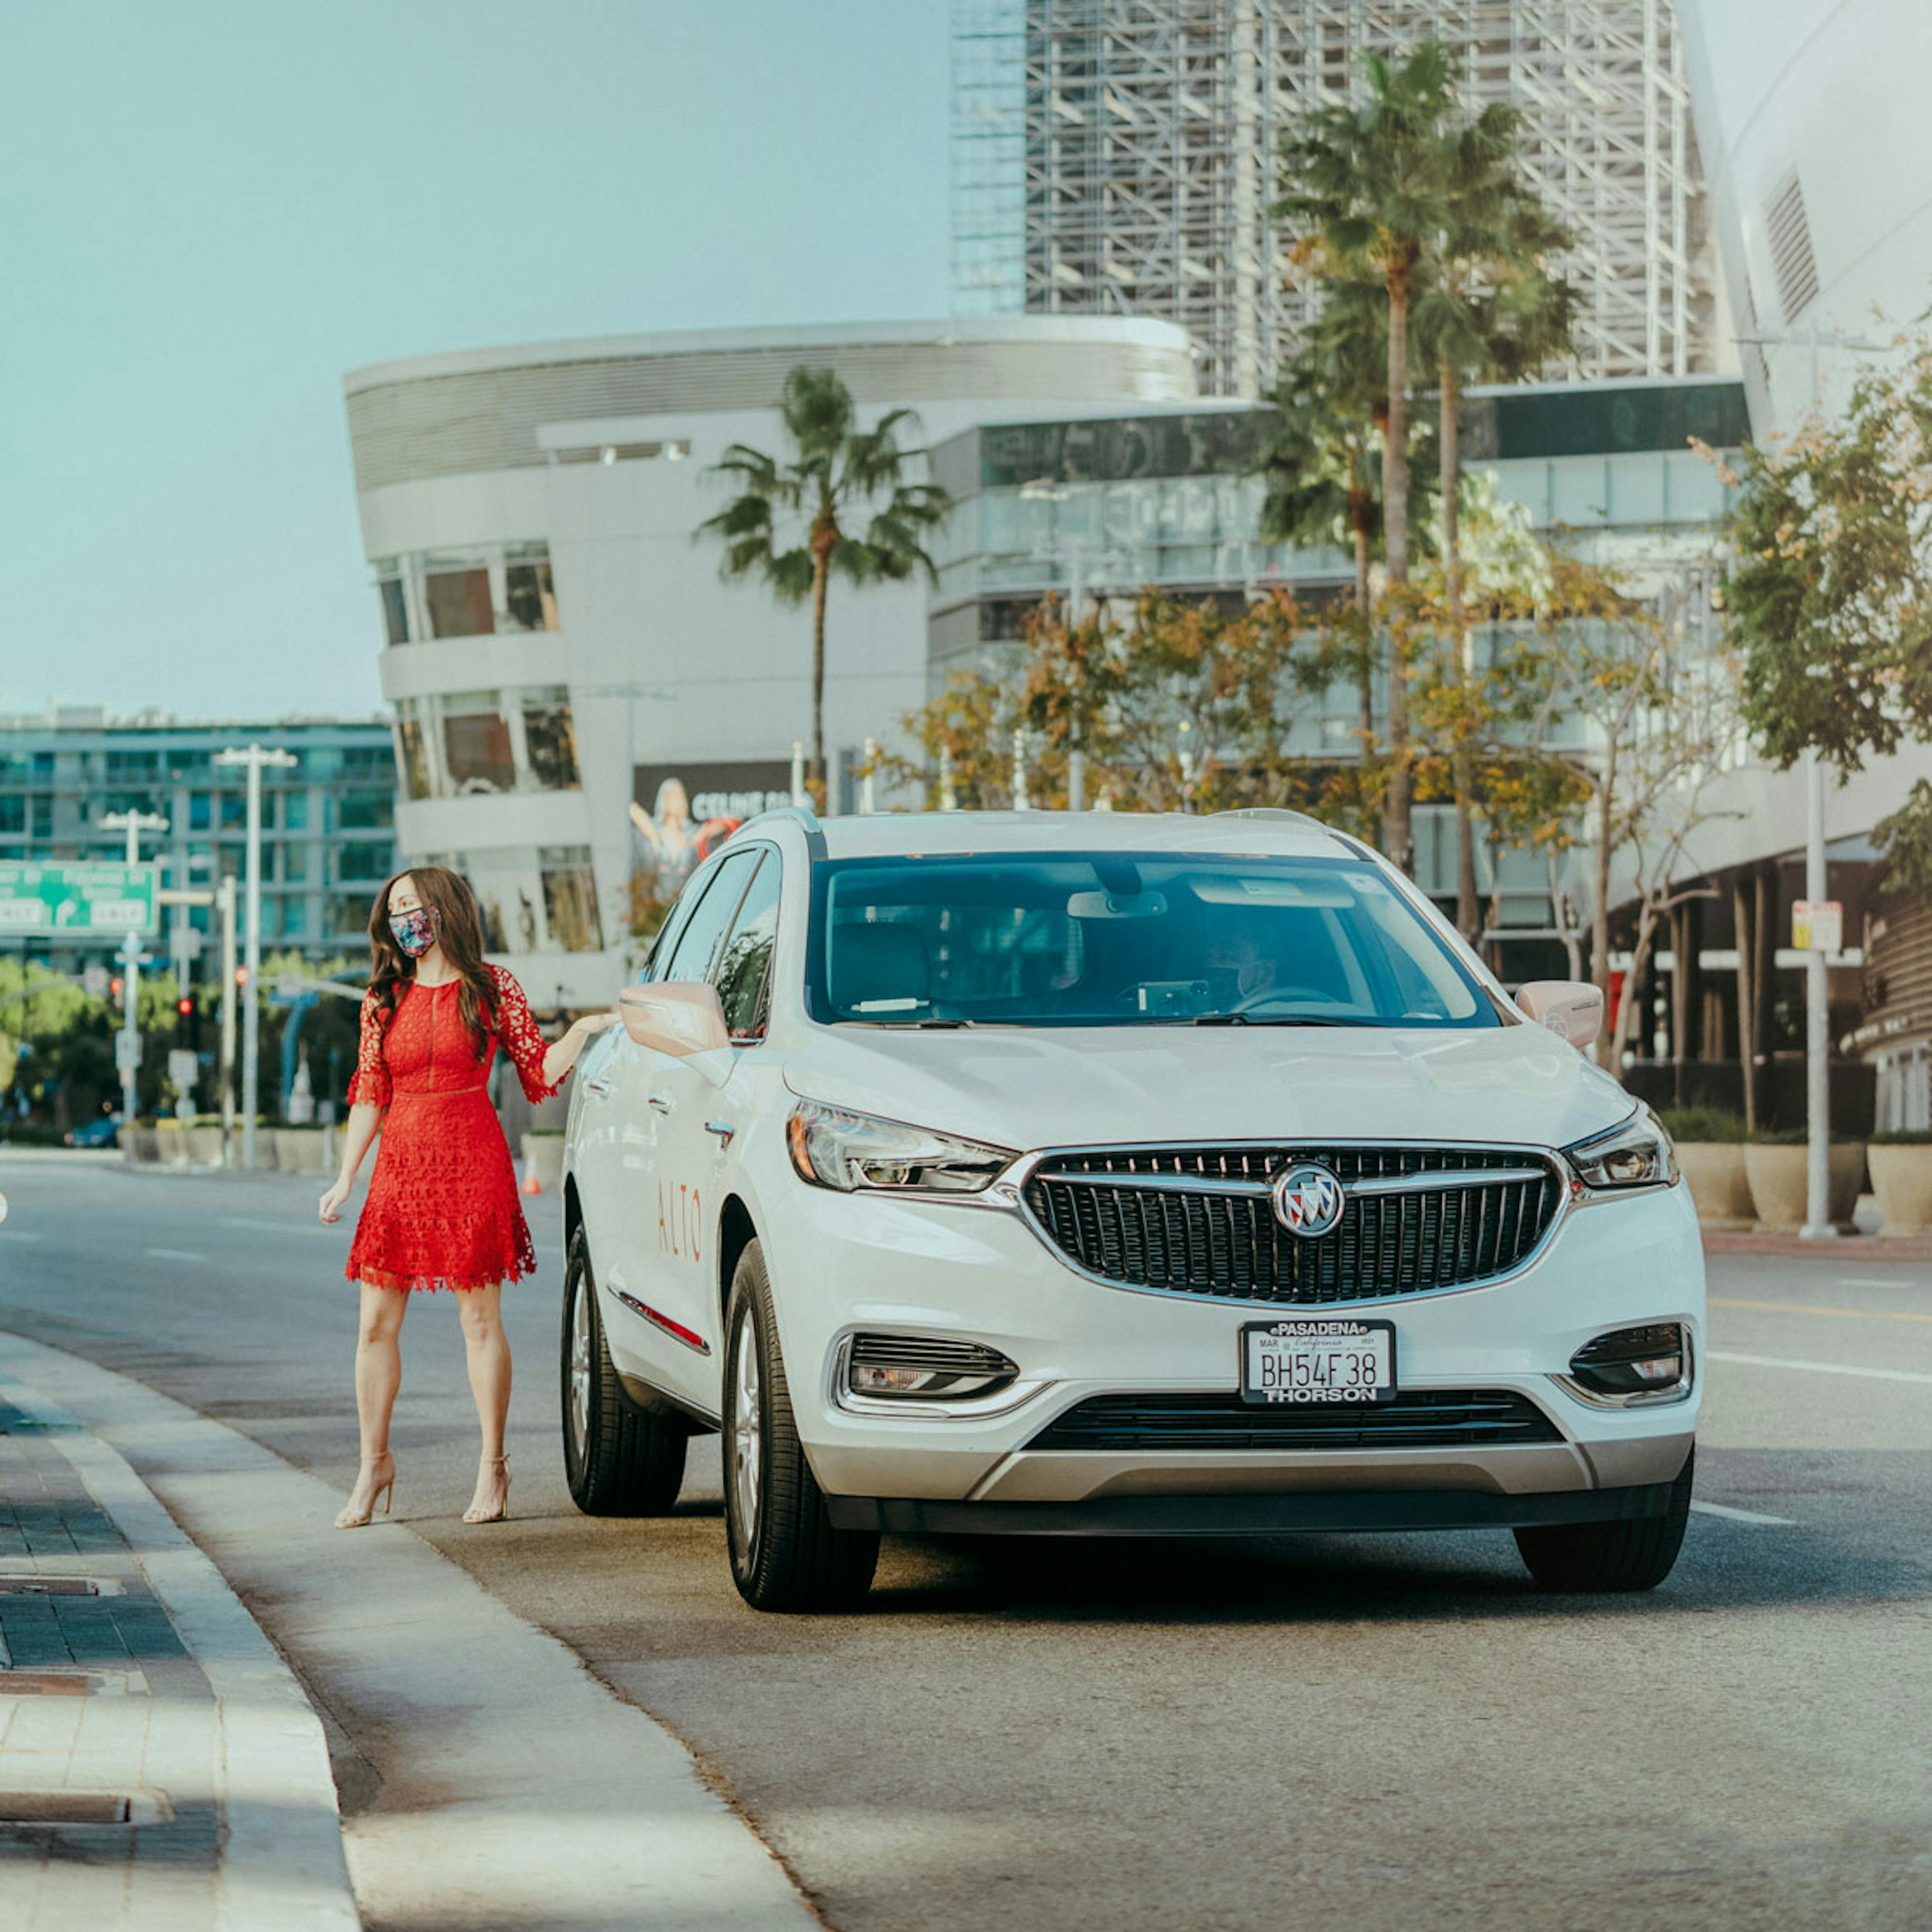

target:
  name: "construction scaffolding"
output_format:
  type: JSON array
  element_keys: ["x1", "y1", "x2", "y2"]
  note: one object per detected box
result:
[{"x1": 950, "y1": 0, "x2": 1717, "y2": 397}]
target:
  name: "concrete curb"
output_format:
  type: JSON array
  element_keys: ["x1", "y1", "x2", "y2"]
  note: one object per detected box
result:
[
  {"x1": 0, "y1": 1356, "x2": 361, "y2": 1932},
  {"x1": 0, "y1": 1330, "x2": 823, "y2": 1932}
]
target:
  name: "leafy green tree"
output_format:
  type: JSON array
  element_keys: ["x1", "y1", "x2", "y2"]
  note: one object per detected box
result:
[
  {"x1": 696, "y1": 367, "x2": 952, "y2": 798},
  {"x1": 1276, "y1": 41, "x2": 1463, "y2": 874},
  {"x1": 875, "y1": 590, "x2": 1363, "y2": 829},
  {"x1": 1716, "y1": 340, "x2": 1932, "y2": 891}
]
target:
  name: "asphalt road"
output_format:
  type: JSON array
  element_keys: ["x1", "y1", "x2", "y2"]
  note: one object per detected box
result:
[{"x1": 3, "y1": 1150, "x2": 1929, "y2": 1930}]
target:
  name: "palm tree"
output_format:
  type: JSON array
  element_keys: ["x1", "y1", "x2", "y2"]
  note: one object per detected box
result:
[
  {"x1": 1413, "y1": 108, "x2": 1577, "y2": 940},
  {"x1": 1254, "y1": 277, "x2": 1435, "y2": 758},
  {"x1": 1276, "y1": 42, "x2": 1461, "y2": 875},
  {"x1": 697, "y1": 367, "x2": 952, "y2": 798}
]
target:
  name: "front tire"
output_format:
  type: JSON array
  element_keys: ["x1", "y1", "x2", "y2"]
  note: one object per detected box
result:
[
  {"x1": 560, "y1": 1227, "x2": 688, "y2": 1516},
  {"x1": 1514, "y1": 1446, "x2": 1695, "y2": 1592},
  {"x1": 722, "y1": 1239, "x2": 879, "y2": 1612}
]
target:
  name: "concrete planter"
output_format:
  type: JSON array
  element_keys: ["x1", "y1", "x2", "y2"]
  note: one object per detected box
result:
[
  {"x1": 123, "y1": 1125, "x2": 159, "y2": 1165},
  {"x1": 1676, "y1": 1143, "x2": 1752, "y2": 1230},
  {"x1": 1744, "y1": 1142, "x2": 1867, "y2": 1232},
  {"x1": 1868, "y1": 1144, "x2": 1932, "y2": 1236},
  {"x1": 272, "y1": 1128, "x2": 337, "y2": 1176},
  {"x1": 150, "y1": 1124, "x2": 196, "y2": 1167},
  {"x1": 521, "y1": 1133, "x2": 566, "y2": 1194}
]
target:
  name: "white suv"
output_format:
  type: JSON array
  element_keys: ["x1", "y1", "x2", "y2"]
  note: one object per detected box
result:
[{"x1": 560, "y1": 809, "x2": 1702, "y2": 1612}]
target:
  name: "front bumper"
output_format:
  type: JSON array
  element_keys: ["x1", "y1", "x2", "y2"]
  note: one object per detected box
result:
[{"x1": 763, "y1": 1171, "x2": 1704, "y2": 1519}]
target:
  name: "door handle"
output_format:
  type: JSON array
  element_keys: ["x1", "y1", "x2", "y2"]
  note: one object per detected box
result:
[
  {"x1": 585, "y1": 1073, "x2": 612, "y2": 1095},
  {"x1": 704, "y1": 1121, "x2": 736, "y2": 1148},
  {"x1": 648, "y1": 1095, "x2": 672, "y2": 1115}
]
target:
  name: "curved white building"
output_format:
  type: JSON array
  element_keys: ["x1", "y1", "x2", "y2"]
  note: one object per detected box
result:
[
  {"x1": 1678, "y1": 0, "x2": 1932, "y2": 432},
  {"x1": 343, "y1": 316, "x2": 1200, "y2": 1007}
]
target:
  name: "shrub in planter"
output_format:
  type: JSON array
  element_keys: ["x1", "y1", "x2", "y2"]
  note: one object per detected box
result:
[
  {"x1": 1867, "y1": 1130, "x2": 1932, "y2": 1237},
  {"x1": 1744, "y1": 1129, "x2": 1867, "y2": 1231},
  {"x1": 1658, "y1": 1109, "x2": 1751, "y2": 1229}
]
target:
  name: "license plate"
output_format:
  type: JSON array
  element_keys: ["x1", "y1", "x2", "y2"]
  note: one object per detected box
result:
[{"x1": 1240, "y1": 1318, "x2": 1396, "y2": 1406}]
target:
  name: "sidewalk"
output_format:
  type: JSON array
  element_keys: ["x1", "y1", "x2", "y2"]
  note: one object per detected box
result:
[
  {"x1": 1704, "y1": 1230, "x2": 1932, "y2": 1261},
  {"x1": 0, "y1": 1330, "x2": 823, "y2": 1932},
  {"x1": 0, "y1": 1376, "x2": 357, "y2": 1931}
]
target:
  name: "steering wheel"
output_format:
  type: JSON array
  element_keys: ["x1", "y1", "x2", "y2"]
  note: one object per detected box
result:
[{"x1": 1227, "y1": 984, "x2": 1349, "y2": 1015}]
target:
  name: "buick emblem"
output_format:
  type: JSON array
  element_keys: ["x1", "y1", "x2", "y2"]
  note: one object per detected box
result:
[{"x1": 1271, "y1": 1162, "x2": 1345, "y2": 1238}]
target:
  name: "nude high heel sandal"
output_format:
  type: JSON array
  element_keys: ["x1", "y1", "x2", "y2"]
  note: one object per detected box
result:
[
  {"x1": 463, "y1": 1454, "x2": 510, "y2": 1524},
  {"x1": 335, "y1": 1451, "x2": 396, "y2": 1529}
]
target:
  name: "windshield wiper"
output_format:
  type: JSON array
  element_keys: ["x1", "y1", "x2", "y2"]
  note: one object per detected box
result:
[
  {"x1": 1191, "y1": 1012, "x2": 1372, "y2": 1027},
  {"x1": 914, "y1": 1017, "x2": 976, "y2": 1028}
]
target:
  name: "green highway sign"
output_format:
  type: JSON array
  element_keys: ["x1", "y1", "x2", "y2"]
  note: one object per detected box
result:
[{"x1": 0, "y1": 861, "x2": 159, "y2": 937}]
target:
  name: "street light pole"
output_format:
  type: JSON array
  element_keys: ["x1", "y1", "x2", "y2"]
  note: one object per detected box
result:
[
  {"x1": 99, "y1": 809, "x2": 168, "y2": 1148},
  {"x1": 215, "y1": 744, "x2": 297, "y2": 1171}
]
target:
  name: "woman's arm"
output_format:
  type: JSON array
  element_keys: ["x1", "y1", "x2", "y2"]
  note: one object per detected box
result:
[
  {"x1": 541, "y1": 1012, "x2": 619, "y2": 1089},
  {"x1": 319, "y1": 1101, "x2": 383, "y2": 1222}
]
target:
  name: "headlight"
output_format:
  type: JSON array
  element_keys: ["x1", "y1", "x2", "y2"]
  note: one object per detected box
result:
[
  {"x1": 1563, "y1": 1107, "x2": 1677, "y2": 1193},
  {"x1": 785, "y1": 1099, "x2": 1015, "y2": 1194}
]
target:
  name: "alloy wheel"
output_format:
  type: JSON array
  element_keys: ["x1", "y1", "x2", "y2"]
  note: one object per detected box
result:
[
  {"x1": 567, "y1": 1273, "x2": 592, "y2": 1462},
  {"x1": 731, "y1": 1301, "x2": 762, "y2": 1561}
]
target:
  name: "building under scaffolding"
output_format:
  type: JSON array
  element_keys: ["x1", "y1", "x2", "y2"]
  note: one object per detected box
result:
[{"x1": 951, "y1": 0, "x2": 1720, "y2": 397}]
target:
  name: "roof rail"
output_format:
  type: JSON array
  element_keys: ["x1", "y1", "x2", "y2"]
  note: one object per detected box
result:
[
  {"x1": 733, "y1": 802, "x2": 821, "y2": 837},
  {"x1": 1208, "y1": 808, "x2": 1329, "y2": 831}
]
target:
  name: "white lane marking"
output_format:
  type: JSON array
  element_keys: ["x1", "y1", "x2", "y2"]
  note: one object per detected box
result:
[
  {"x1": 1709, "y1": 1348, "x2": 1932, "y2": 1387},
  {"x1": 144, "y1": 1247, "x2": 208, "y2": 1263},
  {"x1": 221, "y1": 1215, "x2": 338, "y2": 1239},
  {"x1": 1690, "y1": 1500, "x2": 1797, "y2": 1527},
  {"x1": 5, "y1": 1230, "x2": 44, "y2": 1242}
]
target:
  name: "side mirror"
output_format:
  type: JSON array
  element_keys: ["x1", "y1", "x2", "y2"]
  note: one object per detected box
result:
[
  {"x1": 618, "y1": 982, "x2": 731, "y2": 1062},
  {"x1": 1516, "y1": 980, "x2": 1604, "y2": 1050}
]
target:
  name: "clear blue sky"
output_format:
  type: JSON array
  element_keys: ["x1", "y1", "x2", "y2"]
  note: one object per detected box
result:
[{"x1": 0, "y1": 1, "x2": 952, "y2": 722}]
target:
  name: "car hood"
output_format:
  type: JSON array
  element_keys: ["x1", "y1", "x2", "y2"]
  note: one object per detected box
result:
[{"x1": 779, "y1": 1020, "x2": 1634, "y2": 1155}]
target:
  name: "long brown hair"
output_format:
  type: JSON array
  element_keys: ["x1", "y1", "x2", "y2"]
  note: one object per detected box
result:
[{"x1": 366, "y1": 866, "x2": 496, "y2": 1062}]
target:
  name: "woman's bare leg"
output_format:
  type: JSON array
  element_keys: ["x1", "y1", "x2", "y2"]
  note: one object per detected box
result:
[
  {"x1": 344, "y1": 1279, "x2": 408, "y2": 1518},
  {"x1": 457, "y1": 1282, "x2": 512, "y2": 1518}
]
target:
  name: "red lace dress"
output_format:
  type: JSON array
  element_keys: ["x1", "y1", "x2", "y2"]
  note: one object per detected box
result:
[{"x1": 343, "y1": 963, "x2": 561, "y2": 1293}]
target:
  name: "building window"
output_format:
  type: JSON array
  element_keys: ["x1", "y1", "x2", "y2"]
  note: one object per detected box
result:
[
  {"x1": 427, "y1": 566, "x2": 495, "y2": 639},
  {"x1": 0, "y1": 797, "x2": 23, "y2": 834},
  {"x1": 335, "y1": 789, "x2": 393, "y2": 831},
  {"x1": 504, "y1": 543, "x2": 560, "y2": 632},
  {"x1": 379, "y1": 576, "x2": 410, "y2": 647},
  {"x1": 522, "y1": 688, "x2": 580, "y2": 790},
  {"x1": 282, "y1": 843, "x2": 308, "y2": 883},
  {"x1": 30, "y1": 796, "x2": 51, "y2": 839},
  {"x1": 283, "y1": 791, "x2": 308, "y2": 831},
  {"x1": 441, "y1": 692, "x2": 515, "y2": 794},
  {"x1": 395, "y1": 714, "x2": 431, "y2": 800},
  {"x1": 279, "y1": 898, "x2": 309, "y2": 939},
  {"x1": 337, "y1": 843, "x2": 392, "y2": 885},
  {"x1": 219, "y1": 795, "x2": 245, "y2": 831},
  {"x1": 540, "y1": 846, "x2": 602, "y2": 952}
]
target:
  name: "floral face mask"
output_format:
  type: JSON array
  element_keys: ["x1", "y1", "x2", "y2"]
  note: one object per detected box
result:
[{"x1": 388, "y1": 906, "x2": 437, "y2": 958}]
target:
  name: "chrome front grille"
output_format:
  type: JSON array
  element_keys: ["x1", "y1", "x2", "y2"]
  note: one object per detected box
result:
[{"x1": 1020, "y1": 1145, "x2": 1564, "y2": 1305}]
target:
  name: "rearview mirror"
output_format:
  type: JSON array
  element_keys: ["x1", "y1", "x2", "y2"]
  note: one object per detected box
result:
[
  {"x1": 1516, "y1": 980, "x2": 1604, "y2": 1050},
  {"x1": 619, "y1": 983, "x2": 731, "y2": 1060}
]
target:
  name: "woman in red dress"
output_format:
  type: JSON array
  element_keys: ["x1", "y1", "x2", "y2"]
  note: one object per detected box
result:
[{"x1": 318, "y1": 867, "x2": 615, "y2": 1528}]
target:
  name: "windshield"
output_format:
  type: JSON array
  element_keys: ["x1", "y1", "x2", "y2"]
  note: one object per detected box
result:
[{"x1": 809, "y1": 851, "x2": 1499, "y2": 1029}]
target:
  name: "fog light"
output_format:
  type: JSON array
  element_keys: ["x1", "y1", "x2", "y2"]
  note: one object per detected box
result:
[
  {"x1": 1564, "y1": 1323, "x2": 1691, "y2": 1406},
  {"x1": 845, "y1": 1334, "x2": 1018, "y2": 1402}
]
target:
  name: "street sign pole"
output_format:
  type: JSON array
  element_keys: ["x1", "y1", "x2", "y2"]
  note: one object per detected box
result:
[
  {"x1": 1800, "y1": 750, "x2": 1837, "y2": 1241},
  {"x1": 216, "y1": 744, "x2": 296, "y2": 1171},
  {"x1": 100, "y1": 810, "x2": 169, "y2": 1153}
]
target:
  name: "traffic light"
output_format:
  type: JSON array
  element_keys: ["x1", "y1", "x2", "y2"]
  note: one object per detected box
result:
[{"x1": 109, "y1": 976, "x2": 124, "y2": 999}]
